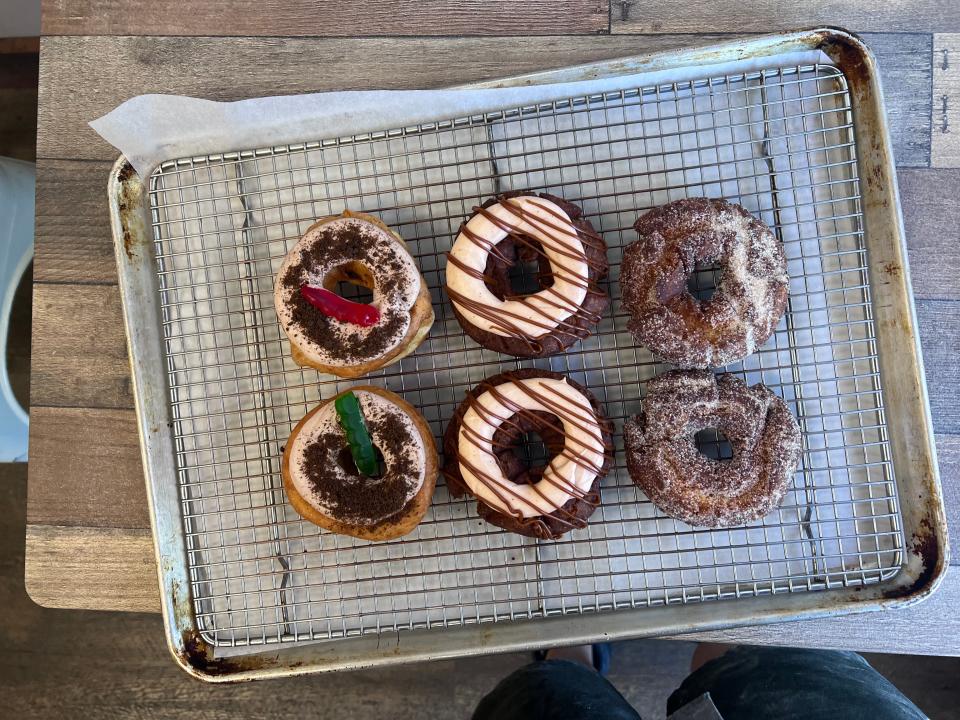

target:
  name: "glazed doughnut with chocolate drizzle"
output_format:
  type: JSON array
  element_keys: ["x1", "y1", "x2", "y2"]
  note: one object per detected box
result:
[
  {"x1": 445, "y1": 192, "x2": 610, "y2": 358},
  {"x1": 443, "y1": 369, "x2": 613, "y2": 539}
]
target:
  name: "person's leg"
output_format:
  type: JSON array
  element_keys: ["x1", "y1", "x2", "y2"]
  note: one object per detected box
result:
[
  {"x1": 689, "y1": 642, "x2": 729, "y2": 672},
  {"x1": 540, "y1": 644, "x2": 594, "y2": 668},
  {"x1": 668, "y1": 645, "x2": 926, "y2": 720},
  {"x1": 473, "y1": 656, "x2": 641, "y2": 720}
]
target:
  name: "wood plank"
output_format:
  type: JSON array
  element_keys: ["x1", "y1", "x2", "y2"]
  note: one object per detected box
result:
[
  {"x1": 40, "y1": 0, "x2": 608, "y2": 37},
  {"x1": 935, "y1": 433, "x2": 960, "y2": 553},
  {"x1": 677, "y1": 565, "x2": 960, "y2": 655},
  {"x1": 24, "y1": 524, "x2": 159, "y2": 610},
  {"x1": 0, "y1": 44, "x2": 38, "y2": 88},
  {"x1": 26, "y1": 406, "x2": 149, "y2": 529},
  {"x1": 28, "y1": 34, "x2": 945, "y2": 286},
  {"x1": 0, "y1": 37, "x2": 39, "y2": 54},
  {"x1": 611, "y1": 2, "x2": 960, "y2": 34},
  {"x1": 36, "y1": 34, "x2": 932, "y2": 167},
  {"x1": 0, "y1": 89, "x2": 38, "y2": 162},
  {"x1": 22, "y1": 521, "x2": 960, "y2": 657},
  {"x1": 917, "y1": 300, "x2": 960, "y2": 435},
  {"x1": 21, "y1": 421, "x2": 957, "y2": 643},
  {"x1": 28, "y1": 274, "x2": 960, "y2": 425},
  {"x1": 932, "y1": 34, "x2": 960, "y2": 167},
  {"x1": 0, "y1": 45, "x2": 39, "y2": 162},
  {"x1": 899, "y1": 168, "x2": 960, "y2": 301},
  {"x1": 34, "y1": 159, "x2": 117, "y2": 284},
  {"x1": 32, "y1": 162, "x2": 960, "y2": 299},
  {"x1": 860, "y1": 33, "x2": 932, "y2": 169},
  {"x1": 29, "y1": 282, "x2": 133, "y2": 409},
  {"x1": 23, "y1": 395, "x2": 957, "y2": 552}
]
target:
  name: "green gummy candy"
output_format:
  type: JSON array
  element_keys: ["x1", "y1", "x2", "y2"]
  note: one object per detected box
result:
[{"x1": 334, "y1": 391, "x2": 379, "y2": 477}]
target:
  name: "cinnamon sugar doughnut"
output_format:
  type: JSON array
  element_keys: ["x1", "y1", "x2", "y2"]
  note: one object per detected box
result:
[
  {"x1": 624, "y1": 370, "x2": 802, "y2": 528},
  {"x1": 445, "y1": 192, "x2": 609, "y2": 358},
  {"x1": 621, "y1": 198, "x2": 789, "y2": 368},
  {"x1": 443, "y1": 369, "x2": 613, "y2": 539}
]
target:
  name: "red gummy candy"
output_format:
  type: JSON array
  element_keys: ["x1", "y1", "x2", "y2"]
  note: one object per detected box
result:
[{"x1": 300, "y1": 285, "x2": 380, "y2": 327}]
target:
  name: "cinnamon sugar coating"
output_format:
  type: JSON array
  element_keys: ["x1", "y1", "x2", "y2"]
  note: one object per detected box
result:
[
  {"x1": 621, "y1": 198, "x2": 788, "y2": 368},
  {"x1": 624, "y1": 370, "x2": 802, "y2": 528}
]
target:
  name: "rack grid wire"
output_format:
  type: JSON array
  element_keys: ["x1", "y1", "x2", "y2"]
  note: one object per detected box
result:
[{"x1": 148, "y1": 61, "x2": 904, "y2": 651}]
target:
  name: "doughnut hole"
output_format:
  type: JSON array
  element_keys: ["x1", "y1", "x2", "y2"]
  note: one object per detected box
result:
[
  {"x1": 687, "y1": 260, "x2": 724, "y2": 302},
  {"x1": 516, "y1": 431, "x2": 552, "y2": 469},
  {"x1": 694, "y1": 427, "x2": 734, "y2": 461},
  {"x1": 492, "y1": 410, "x2": 566, "y2": 486},
  {"x1": 323, "y1": 261, "x2": 375, "y2": 304},
  {"x1": 484, "y1": 236, "x2": 555, "y2": 300},
  {"x1": 337, "y1": 445, "x2": 387, "y2": 478}
]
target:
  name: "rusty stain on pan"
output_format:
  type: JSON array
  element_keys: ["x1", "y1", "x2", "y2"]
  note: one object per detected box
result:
[
  {"x1": 114, "y1": 161, "x2": 146, "y2": 265},
  {"x1": 883, "y1": 518, "x2": 943, "y2": 601}
]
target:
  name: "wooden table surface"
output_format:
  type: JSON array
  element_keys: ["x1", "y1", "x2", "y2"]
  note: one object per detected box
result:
[{"x1": 26, "y1": 1, "x2": 960, "y2": 655}]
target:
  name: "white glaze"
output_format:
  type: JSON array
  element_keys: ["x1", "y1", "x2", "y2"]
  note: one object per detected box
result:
[
  {"x1": 457, "y1": 378, "x2": 605, "y2": 518},
  {"x1": 445, "y1": 196, "x2": 589, "y2": 338}
]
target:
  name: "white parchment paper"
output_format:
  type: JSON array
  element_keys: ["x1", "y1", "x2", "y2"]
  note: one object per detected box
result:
[{"x1": 89, "y1": 51, "x2": 823, "y2": 177}]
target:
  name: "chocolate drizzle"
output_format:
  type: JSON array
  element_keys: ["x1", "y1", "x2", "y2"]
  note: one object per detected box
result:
[
  {"x1": 445, "y1": 192, "x2": 610, "y2": 358},
  {"x1": 442, "y1": 369, "x2": 614, "y2": 540},
  {"x1": 299, "y1": 402, "x2": 423, "y2": 527}
]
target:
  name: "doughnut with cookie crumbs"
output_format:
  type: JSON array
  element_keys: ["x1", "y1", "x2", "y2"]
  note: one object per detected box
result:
[
  {"x1": 275, "y1": 210, "x2": 434, "y2": 378},
  {"x1": 282, "y1": 386, "x2": 438, "y2": 541}
]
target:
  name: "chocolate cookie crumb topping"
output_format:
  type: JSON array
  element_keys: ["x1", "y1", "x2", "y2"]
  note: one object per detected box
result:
[
  {"x1": 280, "y1": 220, "x2": 413, "y2": 362},
  {"x1": 301, "y1": 408, "x2": 419, "y2": 526}
]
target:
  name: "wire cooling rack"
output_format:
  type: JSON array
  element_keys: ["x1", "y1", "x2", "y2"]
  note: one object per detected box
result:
[{"x1": 148, "y1": 61, "x2": 904, "y2": 650}]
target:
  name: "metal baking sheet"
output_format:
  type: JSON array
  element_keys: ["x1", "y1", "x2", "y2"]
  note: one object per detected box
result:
[{"x1": 109, "y1": 28, "x2": 948, "y2": 681}]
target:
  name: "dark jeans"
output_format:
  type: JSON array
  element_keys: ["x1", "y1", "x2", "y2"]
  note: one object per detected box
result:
[{"x1": 473, "y1": 647, "x2": 927, "y2": 720}]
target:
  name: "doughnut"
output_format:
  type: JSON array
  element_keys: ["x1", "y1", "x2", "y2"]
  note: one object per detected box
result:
[
  {"x1": 282, "y1": 386, "x2": 438, "y2": 541},
  {"x1": 275, "y1": 210, "x2": 434, "y2": 378},
  {"x1": 443, "y1": 369, "x2": 613, "y2": 539},
  {"x1": 620, "y1": 198, "x2": 789, "y2": 368},
  {"x1": 623, "y1": 370, "x2": 802, "y2": 528},
  {"x1": 445, "y1": 192, "x2": 609, "y2": 358}
]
